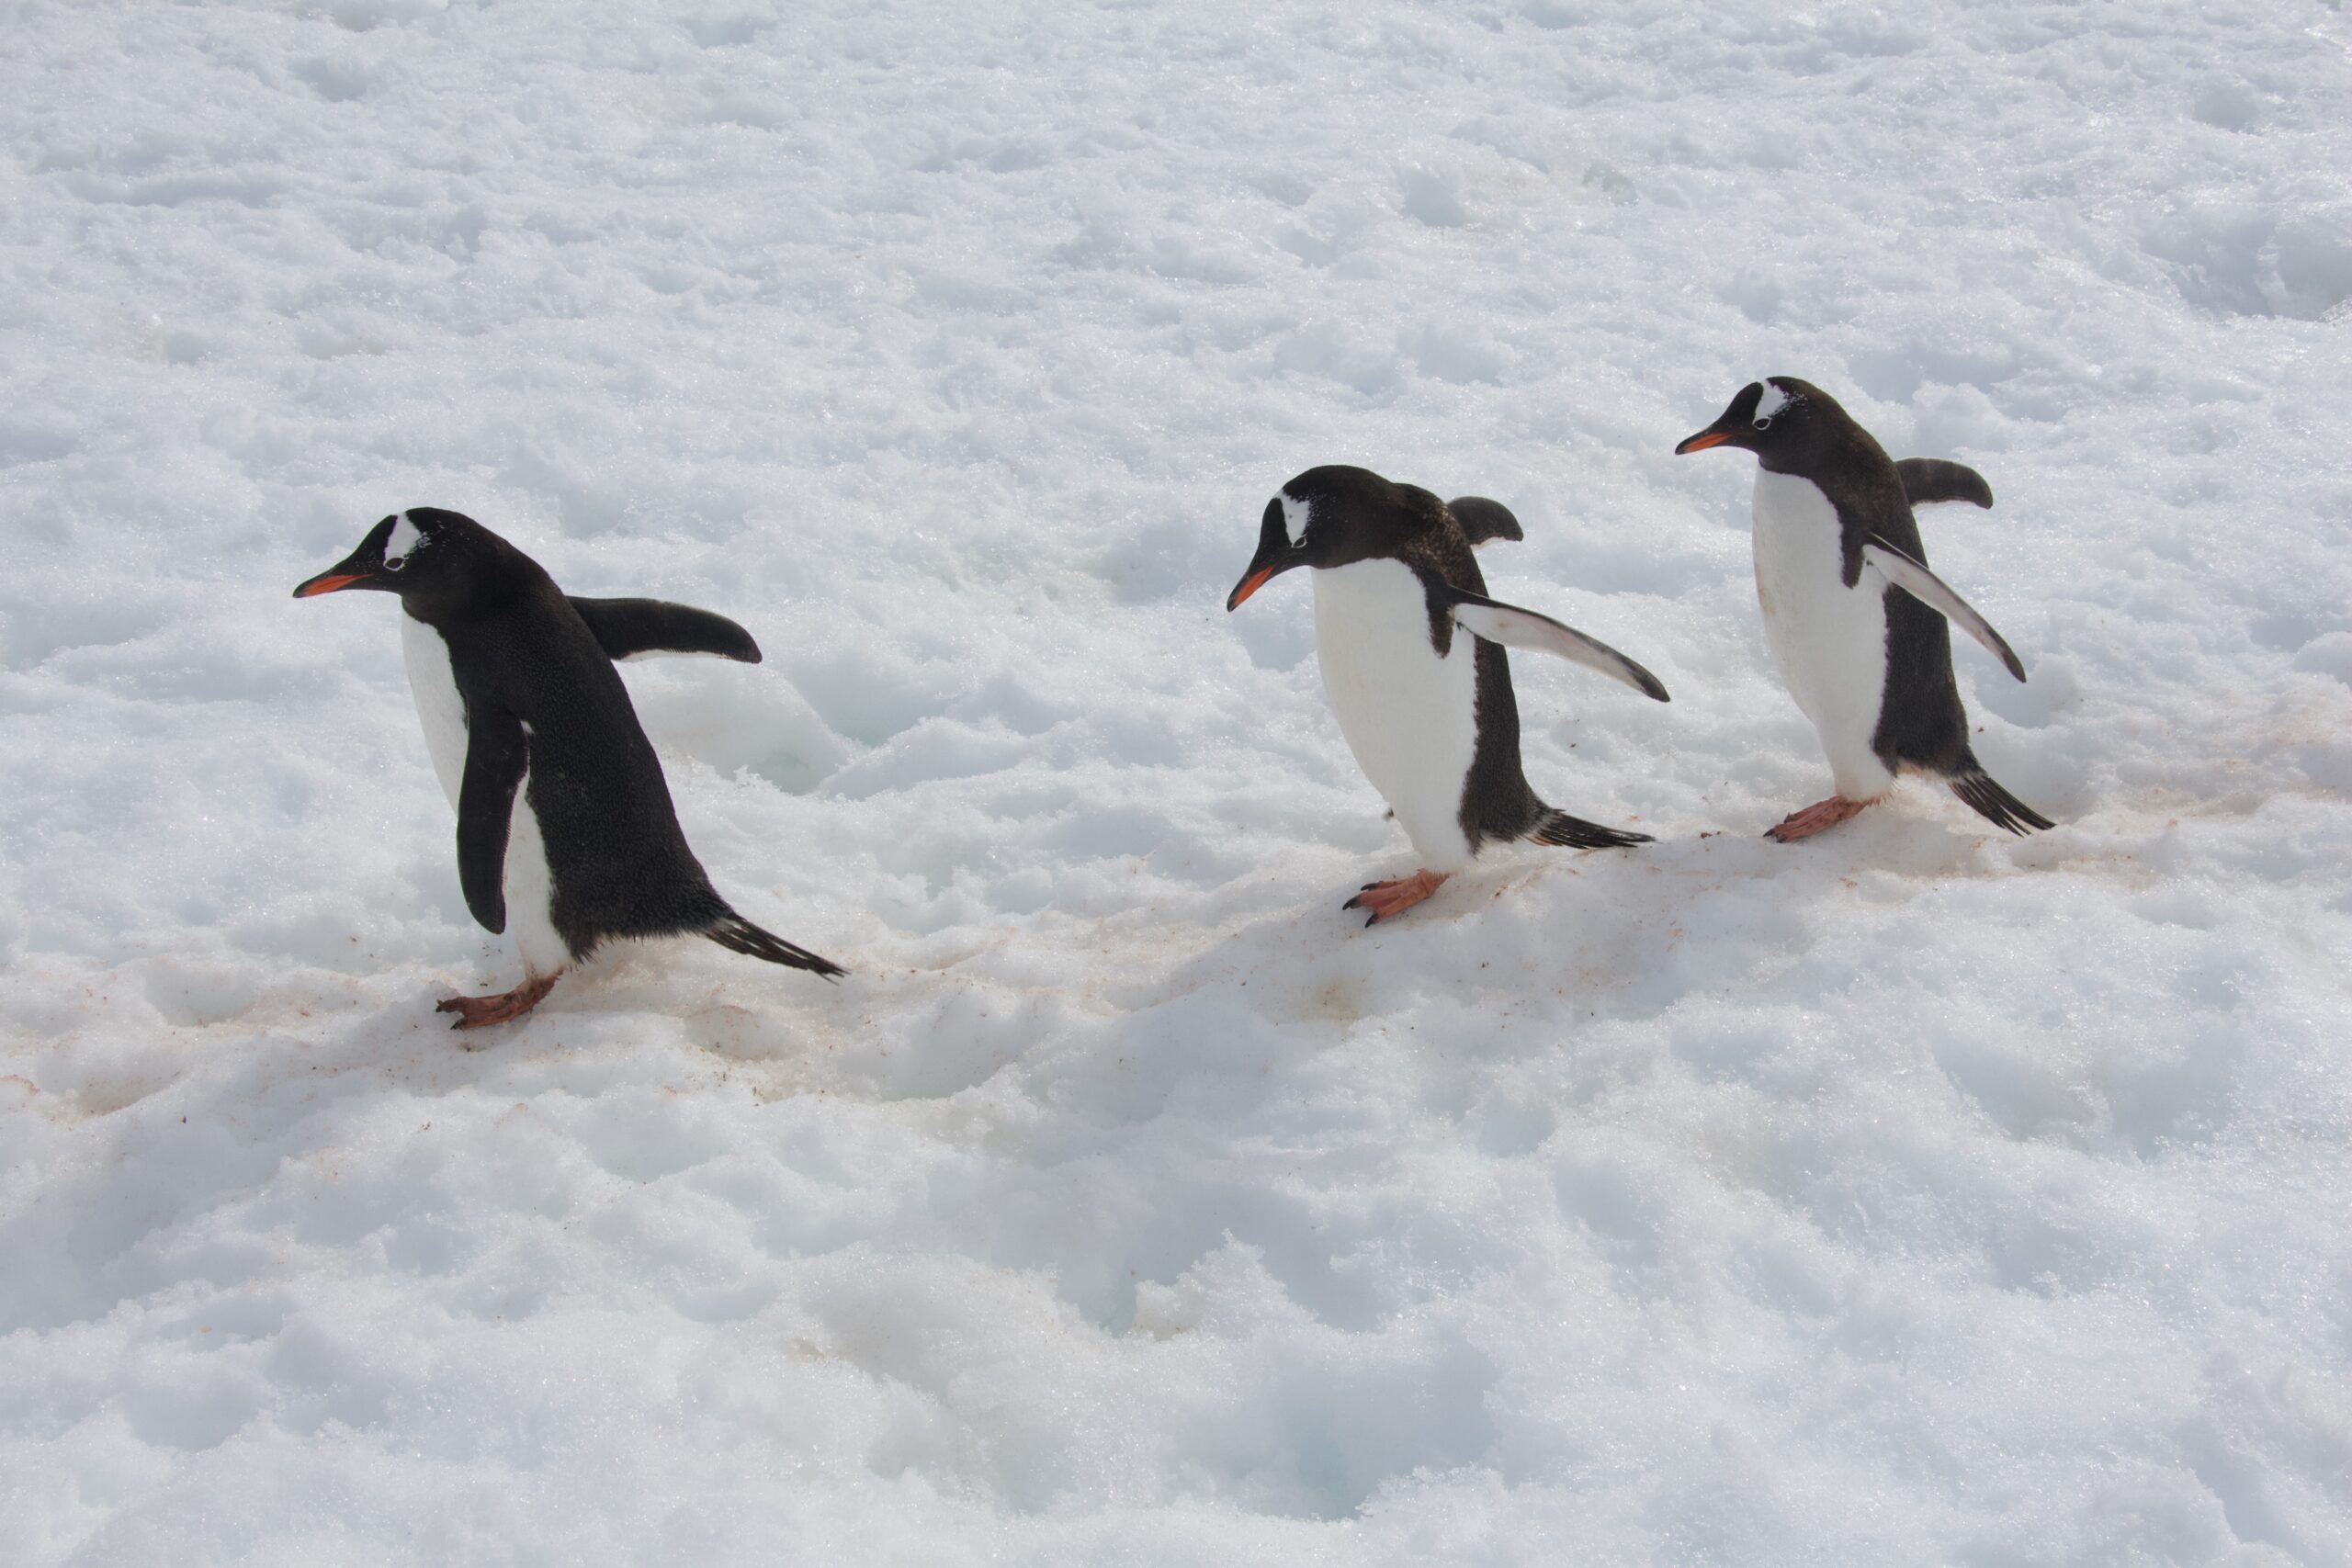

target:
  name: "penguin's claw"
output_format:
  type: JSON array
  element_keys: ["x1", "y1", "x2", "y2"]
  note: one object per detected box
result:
[
  {"x1": 436, "y1": 973, "x2": 560, "y2": 1033},
  {"x1": 1343, "y1": 870, "x2": 1449, "y2": 925},
  {"x1": 1765, "y1": 795, "x2": 1873, "y2": 843}
]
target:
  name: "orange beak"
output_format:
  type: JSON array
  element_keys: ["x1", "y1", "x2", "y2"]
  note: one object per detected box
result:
[
  {"x1": 1674, "y1": 430, "x2": 1730, "y2": 454},
  {"x1": 293, "y1": 572, "x2": 369, "y2": 598},
  {"x1": 1226, "y1": 566, "x2": 1277, "y2": 611}
]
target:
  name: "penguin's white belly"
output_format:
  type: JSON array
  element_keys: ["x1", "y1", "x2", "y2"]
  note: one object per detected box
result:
[
  {"x1": 504, "y1": 768, "x2": 569, "y2": 979},
  {"x1": 1751, "y1": 469, "x2": 1895, "y2": 799},
  {"x1": 401, "y1": 615, "x2": 567, "y2": 976},
  {"x1": 401, "y1": 612, "x2": 468, "y2": 809},
  {"x1": 1313, "y1": 558, "x2": 1477, "y2": 872}
]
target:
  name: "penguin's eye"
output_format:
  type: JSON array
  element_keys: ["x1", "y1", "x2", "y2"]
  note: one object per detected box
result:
[
  {"x1": 1280, "y1": 494, "x2": 1313, "y2": 550},
  {"x1": 381, "y1": 513, "x2": 424, "y2": 570},
  {"x1": 1751, "y1": 415, "x2": 1773, "y2": 432}
]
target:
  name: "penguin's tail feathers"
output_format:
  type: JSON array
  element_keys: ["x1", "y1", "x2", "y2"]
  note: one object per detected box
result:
[
  {"x1": 1527, "y1": 809, "x2": 1653, "y2": 852},
  {"x1": 705, "y1": 911, "x2": 848, "y2": 979},
  {"x1": 1948, "y1": 767, "x2": 2054, "y2": 836}
]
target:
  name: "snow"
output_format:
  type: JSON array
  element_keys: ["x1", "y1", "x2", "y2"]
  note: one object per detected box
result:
[{"x1": 4, "y1": 0, "x2": 2350, "y2": 1562}]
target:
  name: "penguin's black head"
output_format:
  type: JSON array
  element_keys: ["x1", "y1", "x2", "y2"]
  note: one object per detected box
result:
[
  {"x1": 293, "y1": 508, "x2": 487, "y2": 613},
  {"x1": 1674, "y1": 378, "x2": 1835, "y2": 466},
  {"x1": 1226, "y1": 465, "x2": 1424, "y2": 611}
]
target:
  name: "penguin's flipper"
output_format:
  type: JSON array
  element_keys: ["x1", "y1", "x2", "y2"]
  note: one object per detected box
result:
[
  {"x1": 1448, "y1": 496, "x2": 1524, "y2": 547},
  {"x1": 1442, "y1": 587, "x2": 1670, "y2": 702},
  {"x1": 569, "y1": 597, "x2": 763, "y2": 664},
  {"x1": 1895, "y1": 458, "x2": 1995, "y2": 510},
  {"x1": 455, "y1": 707, "x2": 529, "y2": 934},
  {"x1": 1860, "y1": 541, "x2": 2027, "y2": 682}
]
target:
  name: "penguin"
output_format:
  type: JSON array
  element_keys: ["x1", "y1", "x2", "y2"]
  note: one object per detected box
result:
[
  {"x1": 1675, "y1": 378, "x2": 2053, "y2": 841},
  {"x1": 1227, "y1": 466, "x2": 1669, "y2": 924},
  {"x1": 294, "y1": 508, "x2": 843, "y2": 1029}
]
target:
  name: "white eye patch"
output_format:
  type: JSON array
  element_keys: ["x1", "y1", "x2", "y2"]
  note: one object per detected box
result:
[
  {"x1": 1753, "y1": 382, "x2": 1791, "y2": 421},
  {"x1": 1281, "y1": 493, "x2": 1313, "y2": 548},
  {"x1": 383, "y1": 512, "x2": 423, "y2": 568}
]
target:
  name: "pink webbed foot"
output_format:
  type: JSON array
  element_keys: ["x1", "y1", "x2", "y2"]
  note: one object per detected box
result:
[
  {"x1": 1765, "y1": 795, "x2": 1875, "y2": 843},
  {"x1": 435, "y1": 973, "x2": 560, "y2": 1034},
  {"x1": 1341, "y1": 869, "x2": 1449, "y2": 927}
]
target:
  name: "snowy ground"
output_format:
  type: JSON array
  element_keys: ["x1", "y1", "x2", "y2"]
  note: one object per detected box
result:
[{"x1": 5, "y1": 1, "x2": 2352, "y2": 1562}]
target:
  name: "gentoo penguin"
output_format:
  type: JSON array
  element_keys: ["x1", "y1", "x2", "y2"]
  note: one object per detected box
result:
[
  {"x1": 1675, "y1": 378, "x2": 2053, "y2": 841},
  {"x1": 1227, "y1": 466, "x2": 1669, "y2": 924},
  {"x1": 294, "y1": 508, "x2": 842, "y2": 1028}
]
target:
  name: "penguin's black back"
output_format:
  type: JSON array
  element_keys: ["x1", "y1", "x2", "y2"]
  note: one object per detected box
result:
[{"x1": 425, "y1": 536, "x2": 732, "y2": 957}]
